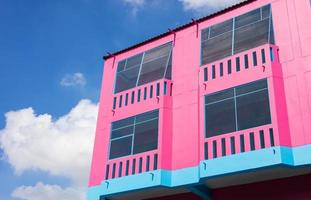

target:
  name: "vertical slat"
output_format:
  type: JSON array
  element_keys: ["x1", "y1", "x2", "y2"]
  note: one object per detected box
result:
[
  {"x1": 125, "y1": 93, "x2": 129, "y2": 106},
  {"x1": 153, "y1": 154, "x2": 158, "y2": 170},
  {"x1": 221, "y1": 138, "x2": 226, "y2": 157},
  {"x1": 146, "y1": 156, "x2": 150, "y2": 172},
  {"x1": 259, "y1": 130, "x2": 265, "y2": 148},
  {"x1": 244, "y1": 54, "x2": 249, "y2": 69},
  {"x1": 204, "y1": 67, "x2": 208, "y2": 81},
  {"x1": 131, "y1": 91, "x2": 135, "y2": 104},
  {"x1": 269, "y1": 128, "x2": 275, "y2": 147},
  {"x1": 270, "y1": 47, "x2": 274, "y2": 62},
  {"x1": 250, "y1": 132, "x2": 255, "y2": 151},
  {"x1": 240, "y1": 134, "x2": 246, "y2": 152},
  {"x1": 235, "y1": 134, "x2": 241, "y2": 153},
  {"x1": 156, "y1": 82, "x2": 160, "y2": 96},
  {"x1": 112, "y1": 163, "x2": 116, "y2": 179},
  {"x1": 139, "y1": 157, "x2": 143, "y2": 173},
  {"x1": 264, "y1": 127, "x2": 271, "y2": 148},
  {"x1": 150, "y1": 85, "x2": 153, "y2": 98},
  {"x1": 125, "y1": 160, "x2": 130, "y2": 176},
  {"x1": 212, "y1": 65, "x2": 216, "y2": 79},
  {"x1": 137, "y1": 89, "x2": 141, "y2": 102},
  {"x1": 252, "y1": 51, "x2": 258, "y2": 66},
  {"x1": 144, "y1": 87, "x2": 147, "y2": 100},
  {"x1": 118, "y1": 162, "x2": 123, "y2": 177},
  {"x1": 105, "y1": 164, "x2": 110, "y2": 180},
  {"x1": 227, "y1": 60, "x2": 232, "y2": 74},
  {"x1": 113, "y1": 97, "x2": 117, "y2": 109},
  {"x1": 204, "y1": 142, "x2": 209, "y2": 160},
  {"x1": 119, "y1": 95, "x2": 123, "y2": 108},
  {"x1": 261, "y1": 49, "x2": 266, "y2": 64},
  {"x1": 220, "y1": 63, "x2": 224, "y2": 77},
  {"x1": 230, "y1": 136, "x2": 236, "y2": 154},
  {"x1": 132, "y1": 159, "x2": 136, "y2": 175},
  {"x1": 236, "y1": 57, "x2": 240, "y2": 72},
  {"x1": 213, "y1": 140, "x2": 217, "y2": 158}
]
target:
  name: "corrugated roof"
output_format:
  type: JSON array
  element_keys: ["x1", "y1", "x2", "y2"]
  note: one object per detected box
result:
[{"x1": 103, "y1": 0, "x2": 256, "y2": 60}]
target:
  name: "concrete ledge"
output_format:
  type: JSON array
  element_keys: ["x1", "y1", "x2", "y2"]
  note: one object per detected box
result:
[{"x1": 87, "y1": 144, "x2": 311, "y2": 200}]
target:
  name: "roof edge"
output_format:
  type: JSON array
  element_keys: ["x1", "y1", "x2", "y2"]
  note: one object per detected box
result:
[{"x1": 103, "y1": 0, "x2": 256, "y2": 60}]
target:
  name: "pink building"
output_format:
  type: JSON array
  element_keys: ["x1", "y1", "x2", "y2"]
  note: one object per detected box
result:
[{"x1": 88, "y1": 0, "x2": 311, "y2": 199}]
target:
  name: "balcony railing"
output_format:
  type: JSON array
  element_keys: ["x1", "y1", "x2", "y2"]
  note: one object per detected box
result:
[
  {"x1": 104, "y1": 150, "x2": 159, "y2": 180},
  {"x1": 200, "y1": 44, "x2": 279, "y2": 93},
  {"x1": 112, "y1": 79, "x2": 173, "y2": 111},
  {"x1": 203, "y1": 124, "x2": 277, "y2": 160}
]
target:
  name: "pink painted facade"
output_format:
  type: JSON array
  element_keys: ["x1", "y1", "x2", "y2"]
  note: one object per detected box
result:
[{"x1": 88, "y1": 0, "x2": 311, "y2": 199}]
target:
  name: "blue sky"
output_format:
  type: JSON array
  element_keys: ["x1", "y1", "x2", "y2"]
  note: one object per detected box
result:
[{"x1": 0, "y1": 0, "x2": 241, "y2": 199}]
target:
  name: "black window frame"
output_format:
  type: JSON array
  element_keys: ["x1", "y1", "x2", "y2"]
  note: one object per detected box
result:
[
  {"x1": 201, "y1": 4, "x2": 275, "y2": 65},
  {"x1": 204, "y1": 79, "x2": 272, "y2": 138},
  {"x1": 114, "y1": 42, "x2": 173, "y2": 94},
  {"x1": 109, "y1": 109, "x2": 159, "y2": 159}
]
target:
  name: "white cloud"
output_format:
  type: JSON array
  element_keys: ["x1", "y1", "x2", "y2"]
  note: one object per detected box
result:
[
  {"x1": 179, "y1": 0, "x2": 245, "y2": 13},
  {"x1": 123, "y1": 0, "x2": 145, "y2": 7},
  {"x1": 0, "y1": 99, "x2": 98, "y2": 199},
  {"x1": 123, "y1": 0, "x2": 146, "y2": 15},
  {"x1": 60, "y1": 72, "x2": 86, "y2": 87},
  {"x1": 12, "y1": 183, "x2": 85, "y2": 200}
]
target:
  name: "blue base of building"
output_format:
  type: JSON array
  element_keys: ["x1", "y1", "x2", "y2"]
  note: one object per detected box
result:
[{"x1": 87, "y1": 144, "x2": 311, "y2": 200}]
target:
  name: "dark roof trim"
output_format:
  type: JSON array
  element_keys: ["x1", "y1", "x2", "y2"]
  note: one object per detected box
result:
[{"x1": 103, "y1": 0, "x2": 256, "y2": 60}]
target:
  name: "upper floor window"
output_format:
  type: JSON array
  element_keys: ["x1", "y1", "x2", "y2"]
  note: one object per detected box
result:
[
  {"x1": 109, "y1": 110, "x2": 159, "y2": 159},
  {"x1": 114, "y1": 43, "x2": 172, "y2": 93},
  {"x1": 205, "y1": 79, "x2": 271, "y2": 138},
  {"x1": 201, "y1": 4, "x2": 275, "y2": 65}
]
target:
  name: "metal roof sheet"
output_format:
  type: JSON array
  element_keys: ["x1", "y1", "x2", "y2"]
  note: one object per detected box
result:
[{"x1": 103, "y1": 0, "x2": 256, "y2": 60}]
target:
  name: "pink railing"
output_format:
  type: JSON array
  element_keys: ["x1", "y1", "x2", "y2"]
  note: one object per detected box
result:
[
  {"x1": 203, "y1": 124, "x2": 278, "y2": 160},
  {"x1": 112, "y1": 79, "x2": 173, "y2": 110},
  {"x1": 200, "y1": 44, "x2": 279, "y2": 90},
  {"x1": 104, "y1": 150, "x2": 159, "y2": 180}
]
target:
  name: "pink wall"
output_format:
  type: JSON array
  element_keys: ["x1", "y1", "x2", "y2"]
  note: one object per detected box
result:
[{"x1": 88, "y1": 0, "x2": 311, "y2": 187}]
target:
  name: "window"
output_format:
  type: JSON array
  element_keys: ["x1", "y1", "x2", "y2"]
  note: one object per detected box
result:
[
  {"x1": 201, "y1": 5, "x2": 274, "y2": 65},
  {"x1": 114, "y1": 43, "x2": 172, "y2": 93},
  {"x1": 205, "y1": 79, "x2": 271, "y2": 138},
  {"x1": 109, "y1": 110, "x2": 159, "y2": 159}
]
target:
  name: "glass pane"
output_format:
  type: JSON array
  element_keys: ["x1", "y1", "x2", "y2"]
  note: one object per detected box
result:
[
  {"x1": 210, "y1": 19, "x2": 233, "y2": 38},
  {"x1": 164, "y1": 52, "x2": 172, "y2": 79},
  {"x1": 269, "y1": 17, "x2": 275, "y2": 44},
  {"x1": 235, "y1": 8, "x2": 261, "y2": 29},
  {"x1": 136, "y1": 109, "x2": 158, "y2": 123},
  {"x1": 138, "y1": 43, "x2": 172, "y2": 85},
  {"x1": 205, "y1": 88, "x2": 234, "y2": 104},
  {"x1": 236, "y1": 79, "x2": 267, "y2": 95},
  {"x1": 117, "y1": 60, "x2": 126, "y2": 72},
  {"x1": 234, "y1": 19, "x2": 270, "y2": 54},
  {"x1": 112, "y1": 117, "x2": 134, "y2": 130},
  {"x1": 205, "y1": 99, "x2": 236, "y2": 137},
  {"x1": 143, "y1": 43, "x2": 171, "y2": 63},
  {"x1": 133, "y1": 119, "x2": 158, "y2": 154},
  {"x1": 236, "y1": 89, "x2": 271, "y2": 130},
  {"x1": 114, "y1": 66, "x2": 140, "y2": 93},
  {"x1": 262, "y1": 5, "x2": 271, "y2": 19},
  {"x1": 111, "y1": 126, "x2": 134, "y2": 139},
  {"x1": 109, "y1": 136, "x2": 132, "y2": 159},
  {"x1": 138, "y1": 56, "x2": 169, "y2": 86},
  {"x1": 201, "y1": 28, "x2": 209, "y2": 41},
  {"x1": 201, "y1": 31, "x2": 233, "y2": 65},
  {"x1": 126, "y1": 54, "x2": 143, "y2": 69}
]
